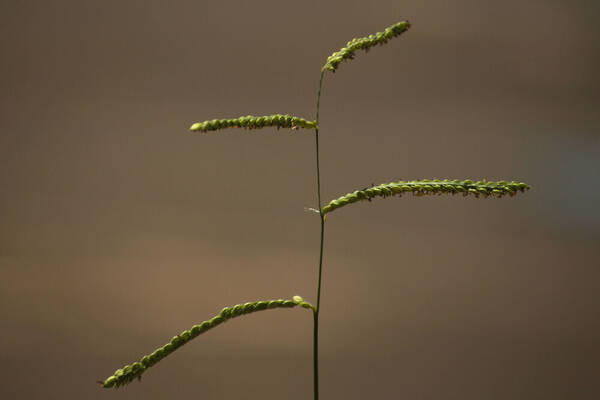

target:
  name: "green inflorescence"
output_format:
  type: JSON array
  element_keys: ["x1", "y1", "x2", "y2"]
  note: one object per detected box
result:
[
  {"x1": 102, "y1": 19, "x2": 531, "y2": 398},
  {"x1": 101, "y1": 296, "x2": 313, "y2": 389},
  {"x1": 323, "y1": 20, "x2": 411, "y2": 72},
  {"x1": 322, "y1": 179, "x2": 530, "y2": 214},
  {"x1": 189, "y1": 114, "x2": 317, "y2": 133}
]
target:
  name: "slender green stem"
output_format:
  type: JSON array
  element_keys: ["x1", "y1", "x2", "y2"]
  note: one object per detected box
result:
[
  {"x1": 313, "y1": 69, "x2": 326, "y2": 400},
  {"x1": 315, "y1": 70, "x2": 325, "y2": 210},
  {"x1": 313, "y1": 305, "x2": 319, "y2": 400},
  {"x1": 315, "y1": 216, "x2": 325, "y2": 315},
  {"x1": 316, "y1": 71, "x2": 325, "y2": 125},
  {"x1": 313, "y1": 215, "x2": 325, "y2": 400}
]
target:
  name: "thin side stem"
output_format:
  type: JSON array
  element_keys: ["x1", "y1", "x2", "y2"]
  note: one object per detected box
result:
[{"x1": 313, "y1": 69, "x2": 326, "y2": 400}]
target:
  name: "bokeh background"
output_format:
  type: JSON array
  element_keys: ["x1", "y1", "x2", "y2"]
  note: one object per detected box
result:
[{"x1": 1, "y1": 1, "x2": 599, "y2": 399}]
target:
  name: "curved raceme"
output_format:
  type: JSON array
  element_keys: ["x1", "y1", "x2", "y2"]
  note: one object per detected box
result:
[
  {"x1": 322, "y1": 179, "x2": 530, "y2": 214},
  {"x1": 190, "y1": 114, "x2": 317, "y2": 133},
  {"x1": 101, "y1": 296, "x2": 314, "y2": 388},
  {"x1": 323, "y1": 20, "x2": 411, "y2": 72}
]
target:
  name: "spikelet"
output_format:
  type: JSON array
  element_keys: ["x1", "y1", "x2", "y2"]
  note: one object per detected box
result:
[
  {"x1": 190, "y1": 114, "x2": 317, "y2": 133},
  {"x1": 322, "y1": 179, "x2": 530, "y2": 214},
  {"x1": 323, "y1": 20, "x2": 411, "y2": 72},
  {"x1": 100, "y1": 296, "x2": 313, "y2": 388}
]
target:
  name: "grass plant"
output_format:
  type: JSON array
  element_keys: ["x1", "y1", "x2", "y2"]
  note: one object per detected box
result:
[{"x1": 100, "y1": 20, "x2": 529, "y2": 398}]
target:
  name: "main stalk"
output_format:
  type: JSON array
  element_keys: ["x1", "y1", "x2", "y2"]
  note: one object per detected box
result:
[{"x1": 313, "y1": 70, "x2": 326, "y2": 400}]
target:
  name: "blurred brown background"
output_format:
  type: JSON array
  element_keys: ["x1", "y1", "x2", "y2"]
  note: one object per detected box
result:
[{"x1": 1, "y1": 1, "x2": 599, "y2": 399}]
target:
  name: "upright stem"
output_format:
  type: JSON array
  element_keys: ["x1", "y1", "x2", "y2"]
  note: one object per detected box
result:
[
  {"x1": 315, "y1": 70, "x2": 325, "y2": 210},
  {"x1": 313, "y1": 70, "x2": 326, "y2": 400},
  {"x1": 313, "y1": 215, "x2": 325, "y2": 400}
]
